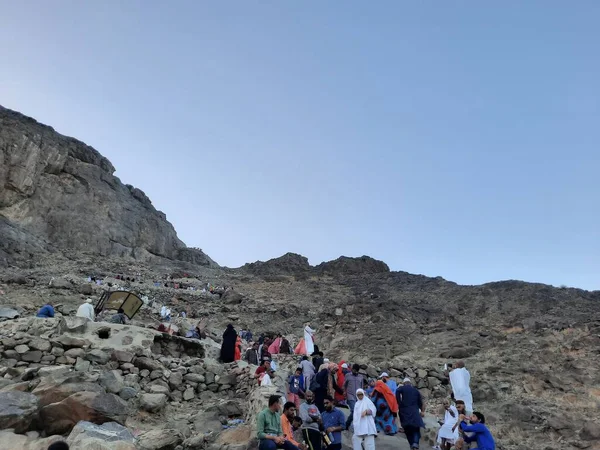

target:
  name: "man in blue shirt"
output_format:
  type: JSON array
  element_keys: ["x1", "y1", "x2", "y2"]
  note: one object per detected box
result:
[
  {"x1": 459, "y1": 412, "x2": 495, "y2": 450},
  {"x1": 321, "y1": 396, "x2": 346, "y2": 450},
  {"x1": 288, "y1": 368, "x2": 306, "y2": 410},
  {"x1": 36, "y1": 303, "x2": 55, "y2": 318}
]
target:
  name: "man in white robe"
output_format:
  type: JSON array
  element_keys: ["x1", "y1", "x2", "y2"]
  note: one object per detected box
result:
[
  {"x1": 304, "y1": 324, "x2": 315, "y2": 356},
  {"x1": 76, "y1": 299, "x2": 95, "y2": 321},
  {"x1": 436, "y1": 399, "x2": 459, "y2": 449},
  {"x1": 449, "y1": 361, "x2": 473, "y2": 414}
]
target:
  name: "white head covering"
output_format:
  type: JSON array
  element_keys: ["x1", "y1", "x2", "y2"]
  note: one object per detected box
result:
[
  {"x1": 341, "y1": 363, "x2": 348, "y2": 369},
  {"x1": 353, "y1": 389, "x2": 377, "y2": 436},
  {"x1": 86, "y1": 298, "x2": 93, "y2": 304},
  {"x1": 403, "y1": 377, "x2": 412, "y2": 384}
]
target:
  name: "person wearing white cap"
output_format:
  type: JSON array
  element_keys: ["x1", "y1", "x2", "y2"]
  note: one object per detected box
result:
[
  {"x1": 395, "y1": 378, "x2": 425, "y2": 449},
  {"x1": 76, "y1": 298, "x2": 95, "y2": 321},
  {"x1": 379, "y1": 372, "x2": 397, "y2": 395}
]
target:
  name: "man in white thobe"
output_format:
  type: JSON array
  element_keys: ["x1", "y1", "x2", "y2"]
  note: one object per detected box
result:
[{"x1": 449, "y1": 361, "x2": 473, "y2": 414}]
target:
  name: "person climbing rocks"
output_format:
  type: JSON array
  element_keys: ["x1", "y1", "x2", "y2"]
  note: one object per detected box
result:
[
  {"x1": 344, "y1": 363, "x2": 365, "y2": 430},
  {"x1": 321, "y1": 395, "x2": 346, "y2": 450},
  {"x1": 300, "y1": 356, "x2": 316, "y2": 391},
  {"x1": 457, "y1": 412, "x2": 495, "y2": 450},
  {"x1": 395, "y1": 378, "x2": 425, "y2": 450},
  {"x1": 76, "y1": 299, "x2": 95, "y2": 321},
  {"x1": 36, "y1": 303, "x2": 55, "y2": 318},
  {"x1": 257, "y1": 395, "x2": 300, "y2": 450},
  {"x1": 245, "y1": 342, "x2": 260, "y2": 365},
  {"x1": 449, "y1": 361, "x2": 473, "y2": 415},
  {"x1": 352, "y1": 389, "x2": 377, "y2": 450},
  {"x1": 235, "y1": 335, "x2": 243, "y2": 361},
  {"x1": 371, "y1": 380, "x2": 398, "y2": 435},
  {"x1": 379, "y1": 372, "x2": 397, "y2": 395},
  {"x1": 279, "y1": 335, "x2": 292, "y2": 354},
  {"x1": 220, "y1": 324, "x2": 237, "y2": 363},
  {"x1": 312, "y1": 351, "x2": 324, "y2": 372},
  {"x1": 269, "y1": 334, "x2": 283, "y2": 354},
  {"x1": 288, "y1": 367, "x2": 305, "y2": 410}
]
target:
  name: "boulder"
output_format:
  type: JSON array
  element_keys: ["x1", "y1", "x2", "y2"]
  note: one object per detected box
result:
[
  {"x1": 21, "y1": 350, "x2": 42, "y2": 363},
  {"x1": 134, "y1": 357, "x2": 163, "y2": 372},
  {"x1": 40, "y1": 392, "x2": 130, "y2": 435},
  {"x1": 15, "y1": 344, "x2": 30, "y2": 354},
  {"x1": 53, "y1": 335, "x2": 90, "y2": 349},
  {"x1": 0, "y1": 391, "x2": 39, "y2": 433},
  {"x1": 75, "y1": 357, "x2": 92, "y2": 372},
  {"x1": 168, "y1": 372, "x2": 183, "y2": 389},
  {"x1": 98, "y1": 371, "x2": 125, "y2": 394},
  {"x1": 32, "y1": 372, "x2": 106, "y2": 407},
  {"x1": 136, "y1": 429, "x2": 183, "y2": 450},
  {"x1": 580, "y1": 421, "x2": 600, "y2": 441},
  {"x1": 183, "y1": 373, "x2": 205, "y2": 384},
  {"x1": 28, "y1": 338, "x2": 52, "y2": 352},
  {"x1": 112, "y1": 350, "x2": 134, "y2": 363},
  {"x1": 86, "y1": 349, "x2": 111, "y2": 364},
  {"x1": 67, "y1": 420, "x2": 136, "y2": 443},
  {"x1": 0, "y1": 307, "x2": 20, "y2": 320},
  {"x1": 65, "y1": 348, "x2": 86, "y2": 359},
  {"x1": 118, "y1": 387, "x2": 137, "y2": 401},
  {"x1": 139, "y1": 393, "x2": 167, "y2": 412},
  {"x1": 183, "y1": 388, "x2": 195, "y2": 401}
]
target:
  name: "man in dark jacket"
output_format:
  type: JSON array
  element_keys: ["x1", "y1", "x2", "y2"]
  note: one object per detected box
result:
[{"x1": 396, "y1": 378, "x2": 425, "y2": 449}]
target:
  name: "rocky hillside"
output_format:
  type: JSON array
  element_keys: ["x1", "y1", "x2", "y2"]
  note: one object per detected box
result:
[
  {"x1": 0, "y1": 107, "x2": 599, "y2": 450},
  {"x1": 0, "y1": 106, "x2": 215, "y2": 268}
]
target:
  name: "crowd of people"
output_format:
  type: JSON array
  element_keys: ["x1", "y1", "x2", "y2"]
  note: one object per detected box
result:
[{"x1": 245, "y1": 325, "x2": 496, "y2": 450}]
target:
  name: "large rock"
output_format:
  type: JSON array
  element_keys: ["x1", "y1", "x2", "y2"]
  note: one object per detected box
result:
[
  {"x1": 53, "y1": 335, "x2": 90, "y2": 349},
  {"x1": 580, "y1": 421, "x2": 600, "y2": 441},
  {"x1": 134, "y1": 357, "x2": 163, "y2": 372},
  {"x1": 98, "y1": 371, "x2": 125, "y2": 394},
  {"x1": 67, "y1": 420, "x2": 135, "y2": 444},
  {"x1": 139, "y1": 393, "x2": 167, "y2": 412},
  {"x1": 32, "y1": 371, "x2": 105, "y2": 407},
  {"x1": 86, "y1": 349, "x2": 111, "y2": 364},
  {"x1": 136, "y1": 429, "x2": 183, "y2": 450},
  {"x1": 0, "y1": 391, "x2": 39, "y2": 433},
  {"x1": 39, "y1": 392, "x2": 130, "y2": 435},
  {"x1": 0, "y1": 105, "x2": 217, "y2": 266}
]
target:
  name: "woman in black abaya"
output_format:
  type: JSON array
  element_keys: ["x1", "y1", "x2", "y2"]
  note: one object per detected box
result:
[{"x1": 220, "y1": 324, "x2": 237, "y2": 363}]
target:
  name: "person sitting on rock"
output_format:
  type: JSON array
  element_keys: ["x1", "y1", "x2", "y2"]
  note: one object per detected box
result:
[
  {"x1": 255, "y1": 359, "x2": 272, "y2": 381},
  {"x1": 457, "y1": 412, "x2": 495, "y2": 450},
  {"x1": 36, "y1": 303, "x2": 55, "y2": 318},
  {"x1": 281, "y1": 402, "x2": 306, "y2": 450},
  {"x1": 109, "y1": 308, "x2": 128, "y2": 324},
  {"x1": 76, "y1": 298, "x2": 95, "y2": 321},
  {"x1": 261, "y1": 368, "x2": 276, "y2": 386},
  {"x1": 257, "y1": 395, "x2": 300, "y2": 450}
]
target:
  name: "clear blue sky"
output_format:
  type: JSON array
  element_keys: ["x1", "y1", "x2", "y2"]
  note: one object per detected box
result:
[{"x1": 1, "y1": 2, "x2": 598, "y2": 290}]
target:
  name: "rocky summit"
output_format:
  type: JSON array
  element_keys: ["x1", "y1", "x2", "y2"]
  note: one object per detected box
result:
[{"x1": 0, "y1": 107, "x2": 599, "y2": 450}]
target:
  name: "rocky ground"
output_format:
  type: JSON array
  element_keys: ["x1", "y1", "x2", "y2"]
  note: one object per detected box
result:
[{"x1": 0, "y1": 254, "x2": 599, "y2": 450}]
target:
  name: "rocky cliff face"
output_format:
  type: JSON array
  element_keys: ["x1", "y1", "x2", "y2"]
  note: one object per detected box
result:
[{"x1": 0, "y1": 106, "x2": 215, "y2": 267}]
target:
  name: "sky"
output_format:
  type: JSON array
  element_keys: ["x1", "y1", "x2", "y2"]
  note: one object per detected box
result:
[{"x1": 1, "y1": 2, "x2": 599, "y2": 290}]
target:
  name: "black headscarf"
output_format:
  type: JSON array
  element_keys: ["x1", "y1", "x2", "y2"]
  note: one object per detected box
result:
[{"x1": 220, "y1": 324, "x2": 237, "y2": 363}]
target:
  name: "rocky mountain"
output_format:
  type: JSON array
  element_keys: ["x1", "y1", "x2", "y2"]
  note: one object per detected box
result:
[
  {"x1": 0, "y1": 107, "x2": 599, "y2": 450},
  {"x1": 0, "y1": 106, "x2": 215, "y2": 268}
]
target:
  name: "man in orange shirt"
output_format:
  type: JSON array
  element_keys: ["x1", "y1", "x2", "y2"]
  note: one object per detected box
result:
[{"x1": 281, "y1": 402, "x2": 306, "y2": 450}]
